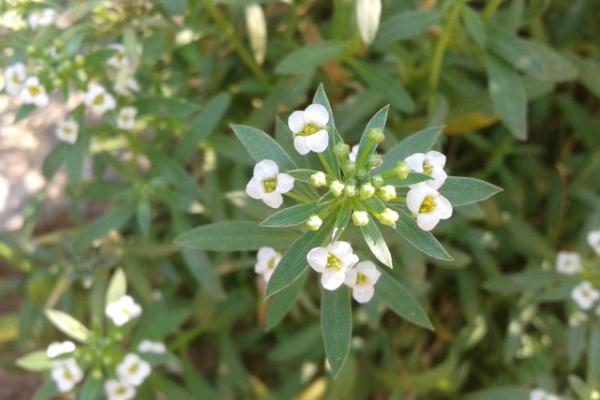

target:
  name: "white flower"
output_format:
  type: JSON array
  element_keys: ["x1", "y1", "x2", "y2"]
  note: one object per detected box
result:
[
  {"x1": 114, "y1": 78, "x2": 140, "y2": 97},
  {"x1": 20, "y1": 76, "x2": 48, "y2": 107},
  {"x1": 405, "y1": 151, "x2": 447, "y2": 189},
  {"x1": 352, "y1": 211, "x2": 369, "y2": 227},
  {"x1": 4, "y1": 63, "x2": 27, "y2": 95},
  {"x1": 245, "y1": 159, "x2": 294, "y2": 208},
  {"x1": 307, "y1": 241, "x2": 359, "y2": 290},
  {"x1": 571, "y1": 281, "x2": 600, "y2": 310},
  {"x1": 116, "y1": 353, "x2": 151, "y2": 387},
  {"x1": 287, "y1": 103, "x2": 330, "y2": 155},
  {"x1": 50, "y1": 358, "x2": 83, "y2": 393},
  {"x1": 348, "y1": 145, "x2": 359, "y2": 163},
  {"x1": 138, "y1": 340, "x2": 166, "y2": 354},
  {"x1": 28, "y1": 8, "x2": 55, "y2": 29},
  {"x1": 105, "y1": 295, "x2": 142, "y2": 326},
  {"x1": 356, "y1": 0, "x2": 382, "y2": 46},
  {"x1": 588, "y1": 230, "x2": 600, "y2": 256},
  {"x1": 406, "y1": 183, "x2": 453, "y2": 231},
  {"x1": 555, "y1": 251, "x2": 582, "y2": 275},
  {"x1": 105, "y1": 379, "x2": 136, "y2": 400},
  {"x1": 255, "y1": 247, "x2": 281, "y2": 283},
  {"x1": 84, "y1": 83, "x2": 116, "y2": 115},
  {"x1": 107, "y1": 44, "x2": 129, "y2": 69},
  {"x1": 55, "y1": 118, "x2": 79, "y2": 144},
  {"x1": 117, "y1": 107, "x2": 137, "y2": 130},
  {"x1": 244, "y1": 4, "x2": 267, "y2": 65},
  {"x1": 46, "y1": 341, "x2": 76, "y2": 359},
  {"x1": 344, "y1": 261, "x2": 381, "y2": 303},
  {"x1": 529, "y1": 388, "x2": 560, "y2": 400}
]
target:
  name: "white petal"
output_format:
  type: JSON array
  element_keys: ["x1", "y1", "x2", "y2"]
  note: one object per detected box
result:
[
  {"x1": 406, "y1": 184, "x2": 429, "y2": 214},
  {"x1": 427, "y1": 167, "x2": 447, "y2": 189},
  {"x1": 404, "y1": 153, "x2": 425, "y2": 172},
  {"x1": 262, "y1": 192, "x2": 283, "y2": 208},
  {"x1": 253, "y1": 159, "x2": 279, "y2": 179},
  {"x1": 305, "y1": 130, "x2": 329, "y2": 153},
  {"x1": 349, "y1": 145, "x2": 359, "y2": 162},
  {"x1": 330, "y1": 241, "x2": 352, "y2": 258},
  {"x1": 293, "y1": 136, "x2": 310, "y2": 155},
  {"x1": 353, "y1": 285, "x2": 375, "y2": 303},
  {"x1": 303, "y1": 103, "x2": 329, "y2": 126},
  {"x1": 426, "y1": 151, "x2": 446, "y2": 168},
  {"x1": 435, "y1": 195, "x2": 453, "y2": 219},
  {"x1": 341, "y1": 253, "x2": 359, "y2": 270},
  {"x1": 245, "y1": 177, "x2": 264, "y2": 200},
  {"x1": 356, "y1": 261, "x2": 380, "y2": 283},
  {"x1": 321, "y1": 270, "x2": 345, "y2": 290},
  {"x1": 588, "y1": 230, "x2": 600, "y2": 256},
  {"x1": 288, "y1": 110, "x2": 305, "y2": 133},
  {"x1": 344, "y1": 268, "x2": 357, "y2": 288},
  {"x1": 417, "y1": 213, "x2": 440, "y2": 231},
  {"x1": 257, "y1": 247, "x2": 277, "y2": 264},
  {"x1": 276, "y1": 173, "x2": 294, "y2": 193},
  {"x1": 307, "y1": 247, "x2": 328, "y2": 272}
]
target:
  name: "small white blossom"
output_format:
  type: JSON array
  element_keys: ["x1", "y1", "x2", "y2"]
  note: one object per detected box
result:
[
  {"x1": 377, "y1": 208, "x2": 399, "y2": 227},
  {"x1": 117, "y1": 107, "x2": 137, "y2": 130},
  {"x1": 307, "y1": 215, "x2": 323, "y2": 231},
  {"x1": 4, "y1": 63, "x2": 27, "y2": 96},
  {"x1": 348, "y1": 145, "x2": 359, "y2": 163},
  {"x1": 310, "y1": 171, "x2": 327, "y2": 187},
  {"x1": 344, "y1": 261, "x2": 381, "y2": 303},
  {"x1": 55, "y1": 118, "x2": 79, "y2": 144},
  {"x1": 378, "y1": 185, "x2": 396, "y2": 201},
  {"x1": 105, "y1": 379, "x2": 136, "y2": 400},
  {"x1": 20, "y1": 76, "x2": 48, "y2": 107},
  {"x1": 50, "y1": 358, "x2": 83, "y2": 393},
  {"x1": 138, "y1": 340, "x2": 166, "y2": 354},
  {"x1": 255, "y1": 247, "x2": 281, "y2": 283},
  {"x1": 572, "y1": 281, "x2": 600, "y2": 310},
  {"x1": 46, "y1": 341, "x2": 76, "y2": 359},
  {"x1": 28, "y1": 8, "x2": 55, "y2": 29},
  {"x1": 287, "y1": 104, "x2": 329, "y2": 154},
  {"x1": 84, "y1": 83, "x2": 116, "y2": 115},
  {"x1": 406, "y1": 183, "x2": 453, "y2": 231},
  {"x1": 405, "y1": 151, "x2": 447, "y2": 189},
  {"x1": 107, "y1": 44, "x2": 130, "y2": 69},
  {"x1": 588, "y1": 230, "x2": 600, "y2": 256},
  {"x1": 245, "y1": 159, "x2": 294, "y2": 208},
  {"x1": 117, "y1": 353, "x2": 151, "y2": 387},
  {"x1": 555, "y1": 251, "x2": 582, "y2": 275},
  {"x1": 307, "y1": 241, "x2": 359, "y2": 290},
  {"x1": 529, "y1": 388, "x2": 560, "y2": 400},
  {"x1": 352, "y1": 211, "x2": 369, "y2": 227},
  {"x1": 114, "y1": 78, "x2": 140, "y2": 97},
  {"x1": 356, "y1": 0, "x2": 382, "y2": 46},
  {"x1": 105, "y1": 295, "x2": 142, "y2": 326}
]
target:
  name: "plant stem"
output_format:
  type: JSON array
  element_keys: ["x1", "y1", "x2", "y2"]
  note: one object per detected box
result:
[{"x1": 482, "y1": 0, "x2": 504, "y2": 22}]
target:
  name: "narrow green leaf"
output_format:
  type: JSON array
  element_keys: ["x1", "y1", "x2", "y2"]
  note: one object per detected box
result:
[
  {"x1": 393, "y1": 209, "x2": 453, "y2": 261},
  {"x1": 78, "y1": 376, "x2": 102, "y2": 400},
  {"x1": 384, "y1": 172, "x2": 431, "y2": 188},
  {"x1": 42, "y1": 143, "x2": 67, "y2": 179},
  {"x1": 45, "y1": 309, "x2": 90, "y2": 343},
  {"x1": 75, "y1": 204, "x2": 135, "y2": 253},
  {"x1": 275, "y1": 42, "x2": 346, "y2": 75},
  {"x1": 332, "y1": 201, "x2": 352, "y2": 241},
  {"x1": 266, "y1": 217, "x2": 334, "y2": 298},
  {"x1": 570, "y1": 55, "x2": 600, "y2": 100},
  {"x1": 137, "y1": 201, "x2": 151, "y2": 236},
  {"x1": 321, "y1": 287, "x2": 352, "y2": 377},
  {"x1": 375, "y1": 270, "x2": 433, "y2": 330},
  {"x1": 16, "y1": 351, "x2": 51, "y2": 371},
  {"x1": 266, "y1": 269, "x2": 309, "y2": 330},
  {"x1": 312, "y1": 84, "x2": 341, "y2": 178},
  {"x1": 587, "y1": 328, "x2": 600, "y2": 384},
  {"x1": 376, "y1": 126, "x2": 443, "y2": 174},
  {"x1": 440, "y1": 177, "x2": 502, "y2": 206},
  {"x1": 485, "y1": 26, "x2": 544, "y2": 77},
  {"x1": 261, "y1": 201, "x2": 320, "y2": 227},
  {"x1": 232, "y1": 124, "x2": 296, "y2": 171},
  {"x1": 466, "y1": 386, "x2": 528, "y2": 400},
  {"x1": 524, "y1": 40, "x2": 577, "y2": 83},
  {"x1": 105, "y1": 268, "x2": 127, "y2": 305},
  {"x1": 176, "y1": 222, "x2": 297, "y2": 251},
  {"x1": 287, "y1": 168, "x2": 326, "y2": 184},
  {"x1": 14, "y1": 104, "x2": 36, "y2": 123},
  {"x1": 375, "y1": 10, "x2": 442, "y2": 45},
  {"x1": 181, "y1": 248, "x2": 225, "y2": 299},
  {"x1": 461, "y1": 7, "x2": 486, "y2": 47},
  {"x1": 486, "y1": 52, "x2": 527, "y2": 140},
  {"x1": 360, "y1": 215, "x2": 392, "y2": 268},
  {"x1": 355, "y1": 105, "x2": 389, "y2": 171}
]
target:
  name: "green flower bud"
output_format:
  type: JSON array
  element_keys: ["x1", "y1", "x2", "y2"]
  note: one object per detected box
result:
[
  {"x1": 343, "y1": 184, "x2": 357, "y2": 197},
  {"x1": 377, "y1": 208, "x2": 399, "y2": 227},
  {"x1": 352, "y1": 211, "x2": 369, "y2": 226},
  {"x1": 359, "y1": 183, "x2": 375, "y2": 199},
  {"x1": 372, "y1": 175, "x2": 384, "y2": 187},
  {"x1": 378, "y1": 185, "x2": 396, "y2": 201},
  {"x1": 367, "y1": 128, "x2": 385, "y2": 144},
  {"x1": 74, "y1": 54, "x2": 85, "y2": 67},
  {"x1": 367, "y1": 154, "x2": 383, "y2": 169},
  {"x1": 334, "y1": 142, "x2": 350, "y2": 157},
  {"x1": 330, "y1": 180, "x2": 344, "y2": 197},
  {"x1": 310, "y1": 171, "x2": 327, "y2": 187},
  {"x1": 395, "y1": 161, "x2": 411, "y2": 180},
  {"x1": 26, "y1": 45, "x2": 36, "y2": 55},
  {"x1": 306, "y1": 215, "x2": 323, "y2": 231}
]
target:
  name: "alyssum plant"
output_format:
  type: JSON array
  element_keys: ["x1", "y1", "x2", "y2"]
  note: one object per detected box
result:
[{"x1": 176, "y1": 86, "x2": 502, "y2": 376}]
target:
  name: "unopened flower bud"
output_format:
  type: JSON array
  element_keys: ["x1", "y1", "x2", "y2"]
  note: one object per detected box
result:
[
  {"x1": 359, "y1": 183, "x2": 375, "y2": 199},
  {"x1": 352, "y1": 211, "x2": 369, "y2": 226},
  {"x1": 244, "y1": 4, "x2": 267, "y2": 65},
  {"x1": 26, "y1": 45, "x2": 36, "y2": 55},
  {"x1": 334, "y1": 142, "x2": 350, "y2": 157},
  {"x1": 306, "y1": 215, "x2": 323, "y2": 231},
  {"x1": 51, "y1": 78, "x2": 63, "y2": 88},
  {"x1": 378, "y1": 185, "x2": 396, "y2": 201},
  {"x1": 345, "y1": 162, "x2": 356, "y2": 175},
  {"x1": 367, "y1": 128, "x2": 385, "y2": 144},
  {"x1": 367, "y1": 154, "x2": 383, "y2": 169},
  {"x1": 310, "y1": 171, "x2": 327, "y2": 187},
  {"x1": 372, "y1": 175, "x2": 384, "y2": 187},
  {"x1": 377, "y1": 208, "x2": 399, "y2": 227},
  {"x1": 395, "y1": 161, "x2": 411, "y2": 180},
  {"x1": 74, "y1": 54, "x2": 85, "y2": 67},
  {"x1": 356, "y1": 0, "x2": 382, "y2": 46},
  {"x1": 343, "y1": 184, "x2": 357, "y2": 197},
  {"x1": 330, "y1": 180, "x2": 344, "y2": 197}
]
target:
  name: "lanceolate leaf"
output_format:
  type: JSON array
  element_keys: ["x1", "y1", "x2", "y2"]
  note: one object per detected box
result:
[
  {"x1": 275, "y1": 42, "x2": 346, "y2": 75},
  {"x1": 376, "y1": 270, "x2": 433, "y2": 330},
  {"x1": 485, "y1": 26, "x2": 544, "y2": 77},
  {"x1": 266, "y1": 269, "x2": 309, "y2": 330},
  {"x1": 355, "y1": 105, "x2": 389, "y2": 171},
  {"x1": 266, "y1": 217, "x2": 335, "y2": 298},
  {"x1": 393, "y1": 209, "x2": 453, "y2": 261},
  {"x1": 313, "y1": 84, "x2": 341, "y2": 178},
  {"x1": 232, "y1": 124, "x2": 296, "y2": 171},
  {"x1": 45, "y1": 309, "x2": 90, "y2": 343},
  {"x1": 321, "y1": 287, "x2": 352, "y2": 377},
  {"x1": 332, "y1": 200, "x2": 352, "y2": 241},
  {"x1": 440, "y1": 177, "x2": 502, "y2": 206},
  {"x1": 15, "y1": 351, "x2": 51, "y2": 371},
  {"x1": 461, "y1": 6, "x2": 486, "y2": 47},
  {"x1": 376, "y1": 126, "x2": 444, "y2": 174},
  {"x1": 261, "y1": 201, "x2": 321, "y2": 227},
  {"x1": 384, "y1": 172, "x2": 431, "y2": 188},
  {"x1": 375, "y1": 10, "x2": 442, "y2": 46},
  {"x1": 360, "y1": 215, "x2": 393, "y2": 268},
  {"x1": 175, "y1": 222, "x2": 297, "y2": 251}
]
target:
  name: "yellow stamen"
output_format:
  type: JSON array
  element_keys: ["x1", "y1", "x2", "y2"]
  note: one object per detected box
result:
[
  {"x1": 355, "y1": 272, "x2": 368, "y2": 285},
  {"x1": 419, "y1": 195, "x2": 437, "y2": 213},
  {"x1": 93, "y1": 94, "x2": 105, "y2": 105},
  {"x1": 28, "y1": 85, "x2": 40, "y2": 96},
  {"x1": 423, "y1": 160, "x2": 433, "y2": 175},
  {"x1": 326, "y1": 253, "x2": 342, "y2": 271},
  {"x1": 296, "y1": 123, "x2": 322, "y2": 137},
  {"x1": 261, "y1": 177, "x2": 277, "y2": 193}
]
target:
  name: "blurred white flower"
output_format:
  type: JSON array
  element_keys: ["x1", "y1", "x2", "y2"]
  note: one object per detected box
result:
[
  {"x1": 114, "y1": 78, "x2": 140, "y2": 97},
  {"x1": 406, "y1": 183, "x2": 453, "y2": 231},
  {"x1": 117, "y1": 107, "x2": 137, "y2": 130},
  {"x1": 288, "y1": 104, "x2": 329, "y2": 155},
  {"x1": 4, "y1": 63, "x2": 27, "y2": 95},
  {"x1": 105, "y1": 295, "x2": 142, "y2": 326},
  {"x1": 50, "y1": 358, "x2": 83, "y2": 393},
  {"x1": 255, "y1": 247, "x2": 281, "y2": 283},
  {"x1": 117, "y1": 353, "x2": 151, "y2": 386},
  {"x1": 529, "y1": 388, "x2": 559, "y2": 400},
  {"x1": 588, "y1": 230, "x2": 600, "y2": 256},
  {"x1": 555, "y1": 251, "x2": 582, "y2": 275},
  {"x1": 46, "y1": 341, "x2": 76, "y2": 359},
  {"x1": 344, "y1": 261, "x2": 381, "y2": 303},
  {"x1": 245, "y1": 159, "x2": 294, "y2": 208},
  {"x1": 84, "y1": 83, "x2": 116, "y2": 115},
  {"x1": 405, "y1": 151, "x2": 447, "y2": 189},
  {"x1": 107, "y1": 44, "x2": 129, "y2": 69},
  {"x1": 20, "y1": 76, "x2": 48, "y2": 107},
  {"x1": 28, "y1": 8, "x2": 55, "y2": 29},
  {"x1": 138, "y1": 340, "x2": 166, "y2": 354},
  {"x1": 244, "y1": 4, "x2": 267, "y2": 65},
  {"x1": 307, "y1": 241, "x2": 359, "y2": 290},
  {"x1": 349, "y1": 144, "x2": 359, "y2": 163},
  {"x1": 55, "y1": 118, "x2": 79, "y2": 144},
  {"x1": 356, "y1": 0, "x2": 382, "y2": 46},
  {"x1": 105, "y1": 379, "x2": 136, "y2": 400},
  {"x1": 572, "y1": 281, "x2": 600, "y2": 310}
]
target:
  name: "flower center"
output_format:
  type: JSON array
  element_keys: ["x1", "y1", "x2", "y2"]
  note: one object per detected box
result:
[
  {"x1": 28, "y1": 85, "x2": 40, "y2": 96},
  {"x1": 129, "y1": 363, "x2": 139, "y2": 374},
  {"x1": 326, "y1": 253, "x2": 342, "y2": 271},
  {"x1": 261, "y1": 177, "x2": 277, "y2": 193},
  {"x1": 297, "y1": 123, "x2": 322, "y2": 137},
  {"x1": 93, "y1": 94, "x2": 105, "y2": 105},
  {"x1": 62, "y1": 127, "x2": 73, "y2": 135},
  {"x1": 11, "y1": 72, "x2": 22, "y2": 84},
  {"x1": 63, "y1": 369, "x2": 73, "y2": 381},
  {"x1": 267, "y1": 257, "x2": 277, "y2": 270},
  {"x1": 422, "y1": 160, "x2": 433, "y2": 175},
  {"x1": 116, "y1": 386, "x2": 127, "y2": 395},
  {"x1": 419, "y1": 195, "x2": 437, "y2": 213},
  {"x1": 355, "y1": 272, "x2": 368, "y2": 285}
]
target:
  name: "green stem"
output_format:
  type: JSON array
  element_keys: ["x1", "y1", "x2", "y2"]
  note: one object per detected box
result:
[
  {"x1": 285, "y1": 191, "x2": 310, "y2": 203},
  {"x1": 482, "y1": 0, "x2": 504, "y2": 22},
  {"x1": 317, "y1": 152, "x2": 335, "y2": 177}
]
